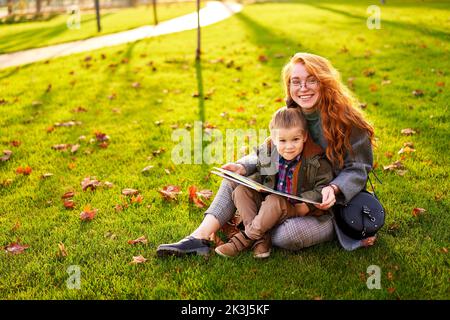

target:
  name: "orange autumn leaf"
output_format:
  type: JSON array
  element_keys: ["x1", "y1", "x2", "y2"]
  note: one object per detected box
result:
[
  {"x1": 412, "y1": 207, "x2": 426, "y2": 217},
  {"x1": 80, "y1": 205, "x2": 97, "y2": 221},
  {"x1": 131, "y1": 194, "x2": 143, "y2": 204}
]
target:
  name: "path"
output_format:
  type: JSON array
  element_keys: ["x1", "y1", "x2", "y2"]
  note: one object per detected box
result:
[{"x1": 0, "y1": 1, "x2": 242, "y2": 70}]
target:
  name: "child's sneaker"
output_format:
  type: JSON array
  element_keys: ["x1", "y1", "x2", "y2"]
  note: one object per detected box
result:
[
  {"x1": 215, "y1": 231, "x2": 254, "y2": 258},
  {"x1": 252, "y1": 234, "x2": 271, "y2": 259}
]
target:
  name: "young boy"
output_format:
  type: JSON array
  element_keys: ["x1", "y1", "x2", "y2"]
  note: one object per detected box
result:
[{"x1": 215, "y1": 106, "x2": 334, "y2": 258}]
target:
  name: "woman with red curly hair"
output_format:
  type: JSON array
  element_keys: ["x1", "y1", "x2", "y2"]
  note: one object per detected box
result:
[{"x1": 157, "y1": 53, "x2": 377, "y2": 256}]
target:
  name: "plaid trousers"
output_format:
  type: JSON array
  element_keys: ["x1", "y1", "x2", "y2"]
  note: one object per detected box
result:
[{"x1": 205, "y1": 180, "x2": 335, "y2": 250}]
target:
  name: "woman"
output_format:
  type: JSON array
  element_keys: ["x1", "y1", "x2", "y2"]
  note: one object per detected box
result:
[{"x1": 157, "y1": 52, "x2": 376, "y2": 256}]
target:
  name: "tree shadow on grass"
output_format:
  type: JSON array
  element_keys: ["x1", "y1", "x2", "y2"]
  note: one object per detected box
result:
[
  {"x1": 307, "y1": 3, "x2": 450, "y2": 42},
  {"x1": 0, "y1": 14, "x2": 114, "y2": 54}
]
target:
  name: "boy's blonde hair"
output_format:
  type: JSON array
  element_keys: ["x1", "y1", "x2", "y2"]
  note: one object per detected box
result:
[{"x1": 269, "y1": 106, "x2": 307, "y2": 134}]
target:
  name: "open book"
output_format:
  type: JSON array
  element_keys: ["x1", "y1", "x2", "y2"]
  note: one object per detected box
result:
[{"x1": 211, "y1": 167, "x2": 320, "y2": 205}]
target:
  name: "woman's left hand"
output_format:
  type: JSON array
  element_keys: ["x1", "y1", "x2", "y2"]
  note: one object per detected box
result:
[{"x1": 314, "y1": 186, "x2": 336, "y2": 210}]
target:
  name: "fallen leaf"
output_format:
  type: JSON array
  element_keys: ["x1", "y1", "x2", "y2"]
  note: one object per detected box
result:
[
  {"x1": 128, "y1": 236, "x2": 148, "y2": 245},
  {"x1": 16, "y1": 166, "x2": 32, "y2": 175},
  {"x1": 98, "y1": 141, "x2": 108, "y2": 149},
  {"x1": 80, "y1": 205, "x2": 97, "y2": 221},
  {"x1": 363, "y1": 68, "x2": 376, "y2": 77},
  {"x1": 258, "y1": 55, "x2": 268, "y2": 62},
  {"x1": 94, "y1": 131, "x2": 109, "y2": 142},
  {"x1": 103, "y1": 181, "x2": 114, "y2": 188},
  {"x1": 188, "y1": 185, "x2": 206, "y2": 208},
  {"x1": 72, "y1": 106, "x2": 87, "y2": 113},
  {"x1": 383, "y1": 160, "x2": 404, "y2": 171},
  {"x1": 387, "y1": 272, "x2": 394, "y2": 281},
  {"x1": 441, "y1": 247, "x2": 448, "y2": 254},
  {"x1": 41, "y1": 173, "x2": 53, "y2": 179},
  {"x1": 81, "y1": 177, "x2": 101, "y2": 191},
  {"x1": 62, "y1": 191, "x2": 75, "y2": 199},
  {"x1": 130, "y1": 255, "x2": 147, "y2": 264},
  {"x1": 197, "y1": 189, "x2": 213, "y2": 200},
  {"x1": 412, "y1": 207, "x2": 426, "y2": 217},
  {"x1": 158, "y1": 185, "x2": 182, "y2": 201},
  {"x1": 64, "y1": 200, "x2": 75, "y2": 209},
  {"x1": 131, "y1": 195, "x2": 143, "y2": 204},
  {"x1": 10, "y1": 140, "x2": 21, "y2": 147},
  {"x1": 132, "y1": 82, "x2": 141, "y2": 88},
  {"x1": 398, "y1": 146, "x2": 416, "y2": 154},
  {"x1": 52, "y1": 144, "x2": 71, "y2": 151},
  {"x1": 387, "y1": 287, "x2": 396, "y2": 294},
  {"x1": 71, "y1": 144, "x2": 80, "y2": 153},
  {"x1": 122, "y1": 188, "x2": 139, "y2": 196},
  {"x1": 57, "y1": 242, "x2": 68, "y2": 257},
  {"x1": 436, "y1": 82, "x2": 445, "y2": 87},
  {"x1": 1, "y1": 150, "x2": 12, "y2": 161},
  {"x1": 384, "y1": 151, "x2": 393, "y2": 158},
  {"x1": 4, "y1": 241, "x2": 29, "y2": 255},
  {"x1": 412, "y1": 89, "x2": 424, "y2": 97},
  {"x1": 142, "y1": 165, "x2": 154, "y2": 173},
  {"x1": 236, "y1": 106, "x2": 245, "y2": 112},
  {"x1": 54, "y1": 120, "x2": 82, "y2": 127}
]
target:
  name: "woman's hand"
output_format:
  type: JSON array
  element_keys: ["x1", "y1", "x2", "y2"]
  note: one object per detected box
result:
[
  {"x1": 221, "y1": 163, "x2": 247, "y2": 176},
  {"x1": 314, "y1": 186, "x2": 336, "y2": 210}
]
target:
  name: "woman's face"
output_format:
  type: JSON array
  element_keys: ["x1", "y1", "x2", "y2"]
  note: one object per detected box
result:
[{"x1": 289, "y1": 63, "x2": 320, "y2": 111}]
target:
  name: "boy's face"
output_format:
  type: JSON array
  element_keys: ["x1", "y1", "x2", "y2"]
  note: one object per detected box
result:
[{"x1": 272, "y1": 127, "x2": 307, "y2": 161}]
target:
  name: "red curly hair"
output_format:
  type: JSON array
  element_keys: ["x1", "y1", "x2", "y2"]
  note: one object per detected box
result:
[{"x1": 282, "y1": 52, "x2": 375, "y2": 168}]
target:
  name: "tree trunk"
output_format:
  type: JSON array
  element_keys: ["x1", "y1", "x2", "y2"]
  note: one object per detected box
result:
[
  {"x1": 7, "y1": 0, "x2": 14, "y2": 15},
  {"x1": 36, "y1": 0, "x2": 42, "y2": 14}
]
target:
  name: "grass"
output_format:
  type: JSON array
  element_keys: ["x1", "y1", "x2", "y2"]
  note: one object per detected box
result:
[
  {"x1": 0, "y1": 2, "x2": 203, "y2": 54},
  {"x1": 0, "y1": 0, "x2": 449, "y2": 299}
]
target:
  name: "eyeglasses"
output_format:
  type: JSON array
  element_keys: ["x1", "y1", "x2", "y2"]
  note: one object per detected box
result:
[{"x1": 290, "y1": 78, "x2": 319, "y2": 89}]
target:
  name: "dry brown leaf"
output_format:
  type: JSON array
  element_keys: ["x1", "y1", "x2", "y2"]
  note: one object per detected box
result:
[
  {"x1": 4, "y1": 241, "x2": 29, "y2": 255},
  {"x1": 122, "y1": 188, "x2": 139, "y2": 196},
  {"x1": 0, "y1": 150, "x2": 12, "y2": 162},
  {"x1": 128, "y1": 236, "x2": 148, "y2": 245},
  {"x1": 130, "y1": 255, "x2": 147, "y2": 264},
  {"x1": 383, "y1": 160, "x2": 404, "y2": 171},
  {"x1": 398, "y1": 146, "x2": 416, "y2": 154},
  {"x1": 57, "y1": 242, "x2": 68, "y2": 257},
  {"x1": 158, "y1": 185, "x2": 182, "y2": 201},
  {"x1": 81, "y1": 177, "x2": 101, "y2": 191}
]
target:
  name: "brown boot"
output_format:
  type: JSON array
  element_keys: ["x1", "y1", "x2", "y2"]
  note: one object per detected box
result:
[
  {"x1": 214, "y1": 231, "x2": 254, "y2": 258},
  {"x1": 252, "y1": 234, "x2": 271, "y2": 259}
]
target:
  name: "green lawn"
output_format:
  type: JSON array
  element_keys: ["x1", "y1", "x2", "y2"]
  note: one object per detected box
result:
[
  {"x1": 0, "y1": 0, "x2": 449, "y2": 299},
  {"x1": 0, "y1": 2, "x2": 203, "y2": 54}
]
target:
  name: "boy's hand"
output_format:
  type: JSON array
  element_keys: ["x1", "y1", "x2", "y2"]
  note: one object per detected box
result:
[{"x1": 221, "y1": 163, "x2": 247, "y2": 176}]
